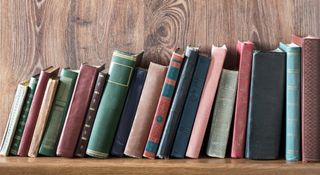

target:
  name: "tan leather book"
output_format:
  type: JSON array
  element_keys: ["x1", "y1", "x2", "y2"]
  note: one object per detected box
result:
[{"x1": 28, "y1": 78, "x2": 59, "y2": 157}]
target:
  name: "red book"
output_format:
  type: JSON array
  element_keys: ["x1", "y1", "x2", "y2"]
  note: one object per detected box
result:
[
  {"x1": 292, "y1": 35, "x2": 320, "y2": 162},
  {"x1": 231, "y1": 41, "x2": 254, "y2": 158},
  {"x1": 56, "y1": 64, "x2": 104, "y2": 157},
  {"x1": 18, "y1": 66, "x2": 59, "y2": 156}
]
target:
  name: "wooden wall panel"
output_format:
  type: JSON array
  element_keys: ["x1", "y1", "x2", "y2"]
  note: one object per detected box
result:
[{"x1": 0, "y1": 0, "x2": 319, "y2": 141}]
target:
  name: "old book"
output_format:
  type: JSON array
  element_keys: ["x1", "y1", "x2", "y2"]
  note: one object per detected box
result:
[
  {"x1": 245, "y1": 49, "x2": 285, "y2": 160},
  {"x1": 56, "y1": 64, "x2": 104, "y2": 157},
  {"x1": 18, "y1": 66, "x2": 59, "y2": 156},
  {"x1": 231, "y1": 41, "x2": 254, "y2": 158},
  {"x1": 10, "y1": 76, "x2": 38, "y2": 155},
  {"x1": 28, "y1": 78, "x2": 59, "y2": 157},
  {"x1": 206, "y1": 69, "x2": 238, "y2": 158},
  {"x1": 74, "y1": 72, "x2": 107, "y2": 157},
  {"x1": 144, "y1": 49, "x2": 184, "y2": 159},
  {"x1": 186, "y1": 45, "x2": 227, "y2": 159},
  {"x1": 111, "y1": 68, "x2": 147, "y2": 157},
  {"x1": 124, "y1": 63, "x2": 167, "y2": 158},
  {"x1": 292, "y1": 35, "x2": 320, "y2": 162},
  {"x1": 39, "y1": 68, "x2": 78, "y2": 156},
  {"x1": 171, "y1": 54, "x2": 211, "y2": 158},
  {"x1": 0, "y1": 81, "x2": 28, "y2": 156},
  {"x1": 279, "y1": 42, "x2": 301, "y2": 161},
  {"x1": 157, "y1": 46, "x2": 199, "y2": 159},
  {"x1": 86, "y1": 50, "x2": 141, "y2": 158}
]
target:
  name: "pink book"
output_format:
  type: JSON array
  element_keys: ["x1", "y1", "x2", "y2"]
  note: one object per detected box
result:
[{"x1": 186, "y1": 45, "x2": 227, "y2": 159}]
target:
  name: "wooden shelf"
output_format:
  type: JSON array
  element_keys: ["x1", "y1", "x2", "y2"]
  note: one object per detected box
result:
[{"x1": 0, "y1": 157, "x2": 319, "y2": 175}]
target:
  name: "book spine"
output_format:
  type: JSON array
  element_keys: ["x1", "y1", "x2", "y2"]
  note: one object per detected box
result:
[
  {"x1": 86, "y1": 50, "x2": 137, "y2": 158},
  {"x1": 124, "y1": 63, "x2": 167, "y2": 158},
  {"x1": 39, "y1": 69, "x2": 78, "y2": 156},
  {"x1": 0, "y1": 83, "x2": 28, "y2": 156},
  {"x1": 111, "y1": 68, "x2": 147, "y2": 157},
  {"x1": 57, "y1": 65, "x2": 101, "y2": 157},
  {"x1": 206, "y1": 69, "x2": 238, "y2": 158},
  {"x1": 10, "y1": 77, "x2": 38, "y2": 155},
  {"x1": 186, "y1": 45, "x2": 227, "y2": 159},
  {"x1": 144, "y1": 52, "x2": 184, "y2": 159},
  {"x1": 74, "y1": 72, "x2": 107, "y2": 157},
  {"x1": 157, "y1": 47, "x2": 199, "y2": 159},
  {"x1": 231, "y1": 41, "x2": 254, "y2": 158},
  {"x1": 28, "y1": 79, "x2": 59, "y2": 157},
  {"x1": 171, "y1": 55, "x2": 211, "y2": 158}
]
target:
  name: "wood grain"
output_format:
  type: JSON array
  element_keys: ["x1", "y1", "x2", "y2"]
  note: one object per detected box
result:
[{"x1": 0, "y1": 0, "x2": 319, "y2": 145}]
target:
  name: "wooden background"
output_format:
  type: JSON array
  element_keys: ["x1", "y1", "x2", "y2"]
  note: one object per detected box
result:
[{"x1": 0, "y1": 0, "x2": 319, "y2": 140}]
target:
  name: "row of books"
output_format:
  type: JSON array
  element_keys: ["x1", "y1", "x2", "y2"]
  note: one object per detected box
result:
[{"x1": 0, "y1": 35, "x2": 319, "y2": 162}]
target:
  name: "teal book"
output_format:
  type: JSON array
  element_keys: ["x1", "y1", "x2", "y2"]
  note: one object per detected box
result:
[
  {"x1": 9, "y1": 76, "x2": 38, "y2": 155},
  {"x1": 86, "y1": 50, "x2": 142, "y2": 158},
  {"x1": 279, "y1": 42, "x2": 301, "y2": 161},
  {"x1": 206, "y1": 69, "x2": 238, "y2": 158},
  {"x1": 38, "y1": 68, "x2": 78, "y2": 156}
]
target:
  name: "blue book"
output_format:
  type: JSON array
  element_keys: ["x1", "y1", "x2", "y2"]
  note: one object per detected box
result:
[
  {"x1": 279, "y1": 42, "x2": 301, "y2": 161},
  {"x1": 171, "y1": 54, "x2": 210, "y2": 158}
]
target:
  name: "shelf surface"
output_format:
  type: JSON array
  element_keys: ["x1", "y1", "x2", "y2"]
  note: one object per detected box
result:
[{"x1": 0, "y1": 157, "x2": 320, "y2": 175}]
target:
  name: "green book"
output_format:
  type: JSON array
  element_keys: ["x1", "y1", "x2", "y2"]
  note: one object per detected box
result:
[
  {"x1": 9, "y1": 77, "x2": 38, "y2": 155},
  {"x1": 86, "y1": 50, "x2": 142, "y2": 158},
  {"x1": 38, "y1": 68, "x2": 78, "y2": 156}
]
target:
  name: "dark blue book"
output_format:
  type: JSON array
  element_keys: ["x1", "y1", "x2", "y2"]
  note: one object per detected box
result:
[
  {"x1": 171, "y1": 54, "x2": 211, "y2": 158},
  {"x1": 110, "y1": 68, "x2": 147, "y2": 157}
]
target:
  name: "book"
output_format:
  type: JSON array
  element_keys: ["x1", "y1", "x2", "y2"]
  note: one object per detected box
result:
[
  {"x1": 231, "y1": 41, "x2": 254, "y2": 158},
  {"x1": 10, "y1": 76, "x2": 38, "y2": 155},
  {"x1": 39, "y1": 68, "x2": 78, "y2": 156},
  {"x1": 18, "y1": 66, "x2": 59, "y2": 156},
  {"x1": 0, "y1": 81, "x2": 28, "y2": 156},
  {"x1": 206, "y1": 69, "x2": 238, "y2": 158},
  {"x1": 144, "y1": 49, "x2": 184, "y2": 159},
  {"x1": 28, "y1": 78, "x2": 59, "y2": 157},
  {"x1": 111, "y1": 68, "x2": 147, "y2": 157},
  {"x1": 124, "y1": 62, "x2": 167, "y2": 158},
  {"x1": 292, "y1": 35, "x2": 320, "y2": 162},
  {"x1": 57, "y1": 64, "x2": 104, "y2": 157},
  {"x1": 245, "y1": 49, "x2": 285, "y2": 160},
  {"x1": 171, "y1": 54, "x2": 211, "y2": 158},
  {"x1": 74, "y1": 72, "x2": 108, "y2": 157},
  {"x1": 279, "y1": 42, "x2": 301, "y2": 161},
  {"x1": 186, "y1": 45, "x2": 227, "y2": 159},
  {"x1": 86, "y1": 50, "x2": 142, "y2": 158},
  {"x1": 157, "y1": 46, "x2": 199, "y2": 159}
]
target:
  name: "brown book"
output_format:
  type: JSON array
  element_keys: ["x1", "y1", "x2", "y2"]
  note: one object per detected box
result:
[
  {"x1": 28, "y1": 78, "x2": 59, "y2": 157},
  {"x1": 74, "y1": 72, "x2": 107, "y2": 157},
  {"x1": 18, "y1": 66, "x2": 59, "y2": 156},
  {"x1": 124, "y1": 62, "x2": 167, "y2": 158},
  {"x1": 56, "y1": 63, "x2": 104, "y2": 157}
]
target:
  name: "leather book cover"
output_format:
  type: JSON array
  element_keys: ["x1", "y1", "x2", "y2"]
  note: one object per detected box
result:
[
  {"x1": 157, "y1": 46, "x2": 199, "y2": 159},
  {"x1": 86, "y1": 50, "x2": 141, "y2": 158},
  {"x1": 186, "y1": 45, "x2": 227, "y2": 159},
  {"x1": 292, "y1": 35, "x2": 320, "y2": 162},
  {"x1": 18, "y1": 66, "x2": 59, "y2": 156},
  {"x1": 124, "y1": 62, "x2": 167, "y2": 158},
  {"x1": 171, "y1": 54, "x2": 211, "y2": 158},
  {"x1": 28, "y1": 78, "x2": 59, "y2": 157},
  {"x1": 56, "y1": 64, "x2": 104, "y2": 157},
  {"x1": 144, "y1": 49, "x2": 184, "y2": 159},
  {"x1": 74, "y1": 72, "x2": 107, "y2": 157},
  {"x1": 206, "y1": 69, "x2": 238, "y2": 158},
  {"x1": 245, "y1": 49, "x2": 285, "y2": 160},
  {"x1": 111, "y1": 68, "x2": 147, "y2": 157},
  {"x1": 231, "y1": 41, "x2": 254, "y2": 158}
]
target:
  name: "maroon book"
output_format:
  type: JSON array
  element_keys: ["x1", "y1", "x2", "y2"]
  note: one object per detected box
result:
[
  {"x1": 18, "y1": 66, "x2": 59, "y2": 156},
  {"x1": 231, "y1": 41, "x2": 254, "y2": 158},
  {"x1": 56, "y1": 64, "x2": 104, "y2": 157}
]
